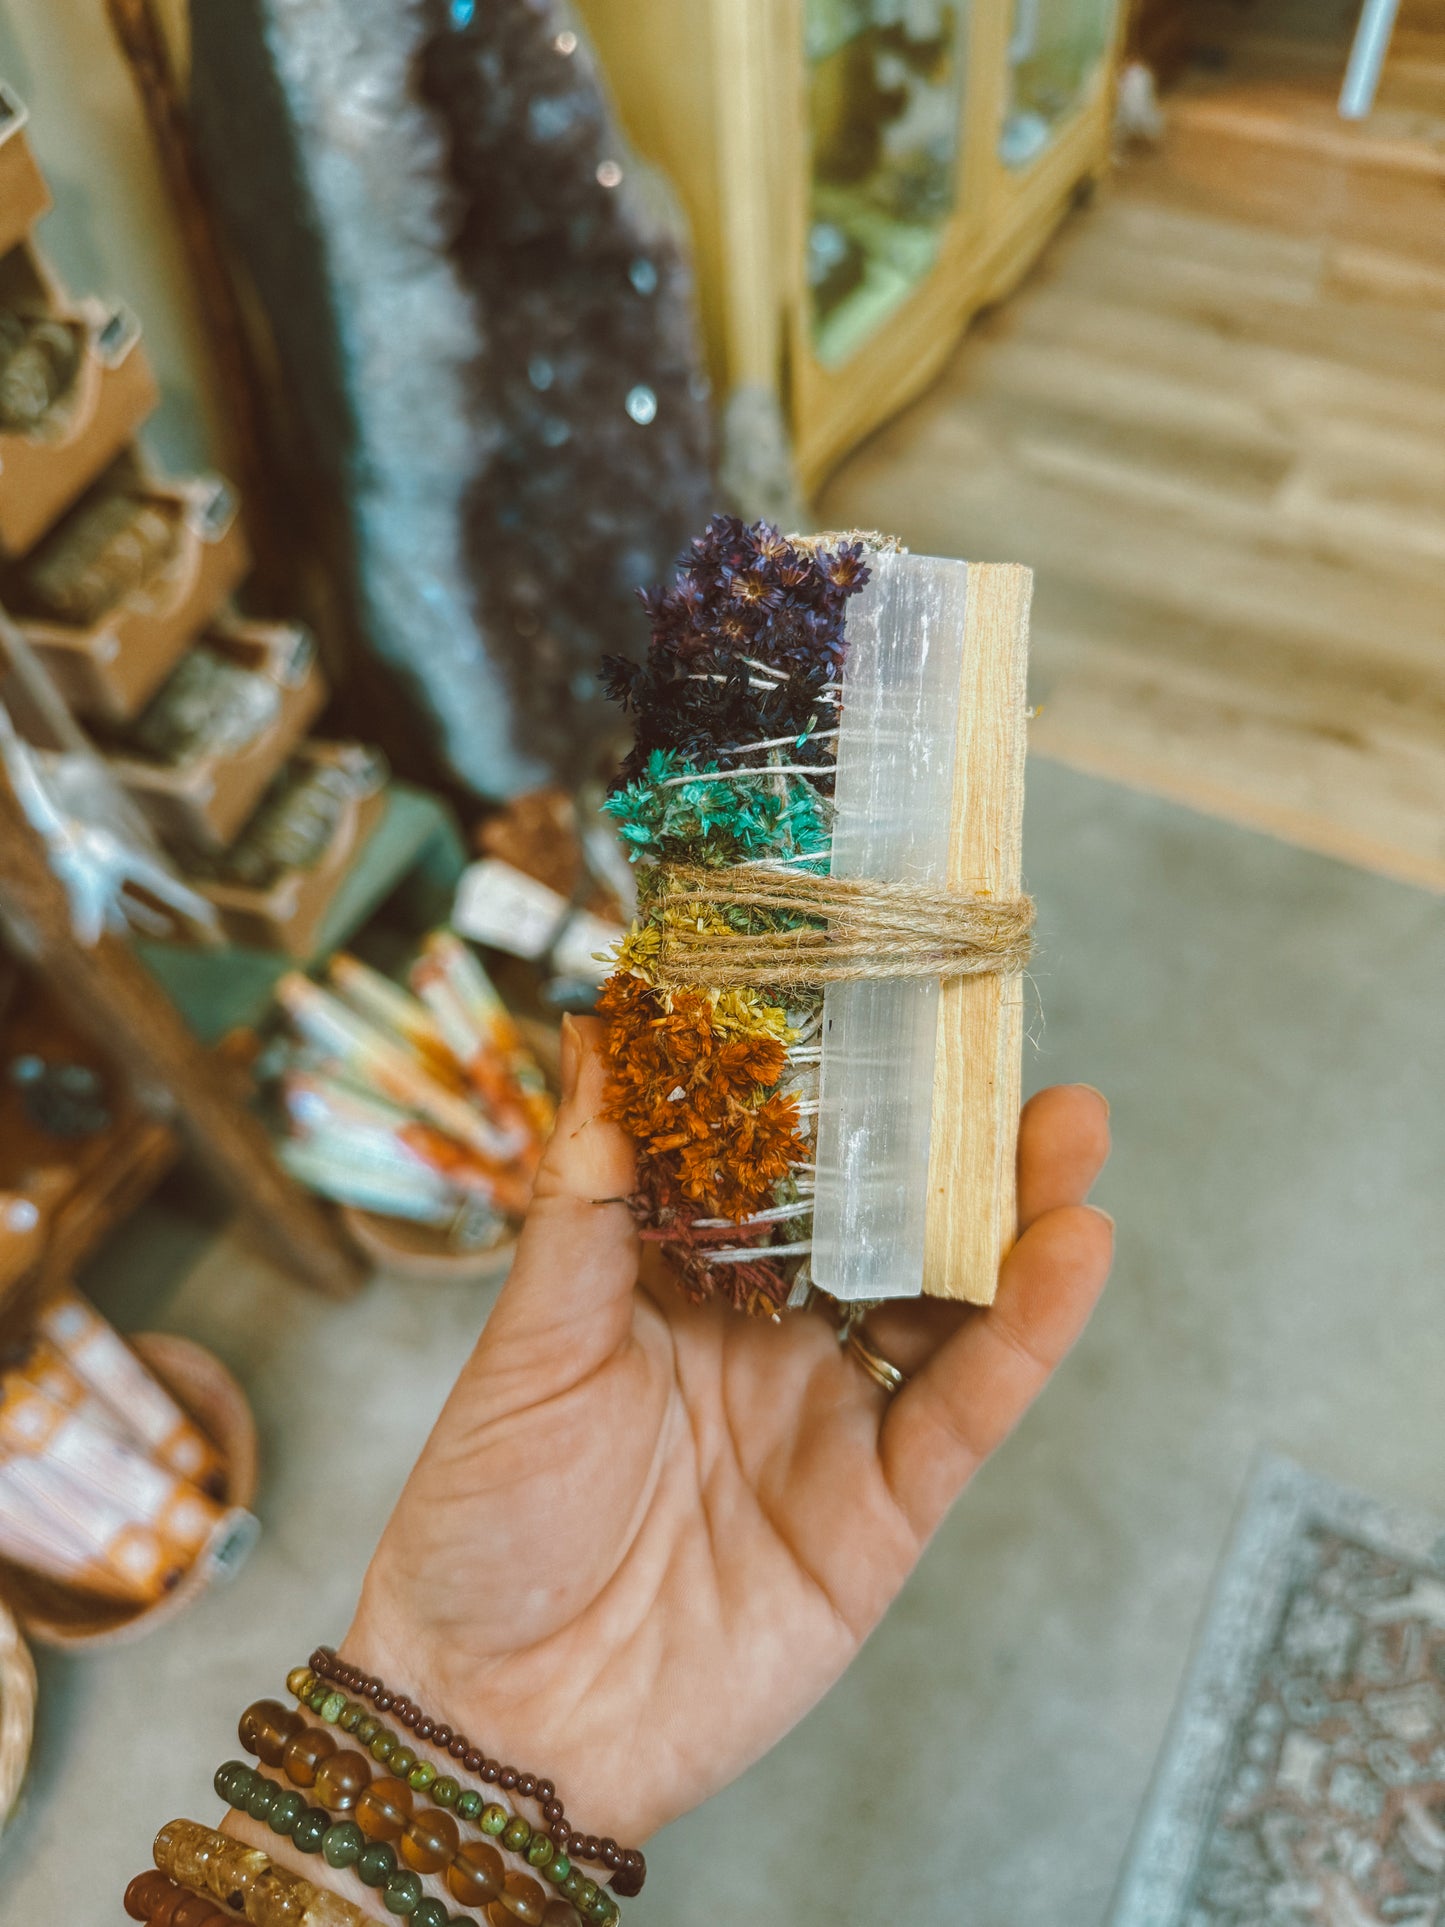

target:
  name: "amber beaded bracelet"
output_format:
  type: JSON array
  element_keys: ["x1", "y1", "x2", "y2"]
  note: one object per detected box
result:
[
  {"x1": 300, "y1": 1650, "x2": 646, "y2": 1897},
  {"x1": 153, "y1": 1817, "x2": 382, "y2": 1927},
  {"x1": 226, "y1": 1738, "x2": 541, "y2": 1908}
]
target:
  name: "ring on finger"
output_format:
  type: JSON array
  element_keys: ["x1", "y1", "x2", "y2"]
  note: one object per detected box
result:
[{"x1": 844, "y1": 1324, "x2": 910, "y2": 1396}]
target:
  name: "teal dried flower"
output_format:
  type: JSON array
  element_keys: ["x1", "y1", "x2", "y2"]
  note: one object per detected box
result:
[{"x1": 603, "y1": 750, "x2": 833, "y2": 868}]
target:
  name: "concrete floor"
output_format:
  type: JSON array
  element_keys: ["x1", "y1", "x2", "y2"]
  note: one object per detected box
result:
[{"x1": 4, "y1": 759, "x2": 1444, "y2": 1925}]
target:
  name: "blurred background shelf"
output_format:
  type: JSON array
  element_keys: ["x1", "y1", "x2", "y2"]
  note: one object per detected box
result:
[
  {"x1": 0, "y1": 988, "x2": 179, "y2": 1348},
  {"x1": 12, "y1": 471, "x2": 248, "y2": 724},
  {"x1": 820, "y1": 0, "x2": 1445, "y2": 898},
  {"x1": 578, "y1": 0, "x2": 1129, "y2": 493},
  {"x1": 138, "y1": 782, "x2": 467, "y2": 1045},
  {"x1": 0, "y1": 1117, "x2": 178, "y2": 1351},
  {"x1": 0, "y1": 286, "x2": 159, "y2": 557},
  {"x1": 0, "y1": 84, "x2": 50, "y2": 258},
  {"x1": 105, "y1": 617, "x2": 326, "y2": 853}
]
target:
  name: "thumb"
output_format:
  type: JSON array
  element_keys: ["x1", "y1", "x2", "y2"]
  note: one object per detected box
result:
[{"x1": 471, "y1": 1014, "x2": 640, "y2": 1395}]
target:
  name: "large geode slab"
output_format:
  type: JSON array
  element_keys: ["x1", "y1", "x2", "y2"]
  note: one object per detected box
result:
[{"x1": 189, "y1": 0, "x2": 714, "y2": 797}]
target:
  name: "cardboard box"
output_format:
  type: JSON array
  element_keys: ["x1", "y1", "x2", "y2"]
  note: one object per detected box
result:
[
  {"x1": 107, "y1": 619, "x2": 327, "y2": 854},
  {"x1": 15, "y1": 472, "x2": 249, "y2": 724},
  {"x1": 192, "y1": 742, "x2": 387, "y2": 957}
]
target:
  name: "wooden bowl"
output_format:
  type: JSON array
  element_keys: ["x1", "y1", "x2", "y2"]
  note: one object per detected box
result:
[
  {"x1": 0, "y1": 1593, "x2": 35, "y2": 1835},
  {"x1": 341, "y1": 1206, "x2": 517, "y2": 1285},
  {"x1": 0, "y1": 1331, "x2": 259, "y2": 1651}
]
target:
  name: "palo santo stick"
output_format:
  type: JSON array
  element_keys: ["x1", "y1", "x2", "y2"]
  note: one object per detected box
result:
[{"x1": 922, "y1": 563, "x2": 1031, "y2": 1305}]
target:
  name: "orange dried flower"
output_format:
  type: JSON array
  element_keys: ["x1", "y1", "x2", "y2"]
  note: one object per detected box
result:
[{"x1": 598, "y1": 972, "x2": 807, "y2": 1222}]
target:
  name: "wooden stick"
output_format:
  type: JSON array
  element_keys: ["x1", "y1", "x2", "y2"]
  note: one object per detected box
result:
[
  {"x1": 101, "y1": 0, "x2": 288, "y2": 604},
  {"x1": 921, "y1": 563, "x2": 1032, "y2": 1304},
  {"x1": 0, "y1": 759, "x2": 363, "y2": 1300}
]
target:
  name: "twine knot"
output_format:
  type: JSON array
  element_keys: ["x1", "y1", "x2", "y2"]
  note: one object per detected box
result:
[{"x1": 647, "y1": 862, "x2": 1034, "y2": 991}]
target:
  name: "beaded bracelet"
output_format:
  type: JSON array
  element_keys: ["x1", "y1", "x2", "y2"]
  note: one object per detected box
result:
[
  {"x1": 259, "y1": 1693, "x2": 615, "y2": 1927},
  {"x1": 227, "y1": 1727, "x2": 566, "y2": 1912},
  {"x1": 219, "y1": 1751, "x2": 606, "y2": 1927},
  {"x1": 153, "y1": 1817, "x2": 383, "y2": 1927},
  {"x1": 291, "y1": 1659, "x2": 640, "y2": 1902},
  {"x1": 124, "y1": 1871, "x2": 233, "y2": 1927},
  {"x1": 304, "y1": 1649, "x2": 646, "y2": 1897},
  {"x1": 216, "y1": 1760, "x2": 579, "y2": 1927}
]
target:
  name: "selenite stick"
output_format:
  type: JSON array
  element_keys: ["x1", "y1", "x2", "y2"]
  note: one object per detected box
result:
[
  {"x1": 281, "y1": 1070, "x2": 421, "y2": 1140},
  {"x1": 410, "y1": 934, "x2": 548, "y2": 1153},
  {"x1": 810, "y1": 557, "x2": 1030, "y2": 1305},
  {"x1": 282, "y1": 1072, "x2": 527, "y2": 1215}
]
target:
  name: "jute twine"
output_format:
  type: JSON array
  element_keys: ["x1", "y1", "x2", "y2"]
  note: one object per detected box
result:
[{"x1": 649, "y1": 863, "x2": 1034, "y2": 990}]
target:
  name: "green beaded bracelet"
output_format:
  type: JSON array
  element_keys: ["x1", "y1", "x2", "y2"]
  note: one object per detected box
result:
[
  {"x1": 215, "y1": 1759, "x2": 332, "y2": 1861},
  {"x1": 227, "y1": 1742, "x2": 612, "y2": 1927},
  {"x1": 216, "y1": 1762, "x2": 471, "y2": 1927}
]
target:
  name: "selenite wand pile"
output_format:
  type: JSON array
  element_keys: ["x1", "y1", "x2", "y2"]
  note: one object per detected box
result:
[{"x1": 598, "y1": 517, "x2": 1033, "y2": 1317}]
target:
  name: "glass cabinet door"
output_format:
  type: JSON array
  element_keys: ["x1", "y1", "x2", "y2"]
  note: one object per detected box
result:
[
  {"x1": 998, "y1": 0, "x2": 1117, "y2": 168},
  {"x1": 805, "y1": 0, "x2": 970, "y2": 368}
]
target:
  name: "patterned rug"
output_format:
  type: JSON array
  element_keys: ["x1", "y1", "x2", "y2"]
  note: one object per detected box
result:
[{"x1": 1111, "y1": 1456, "x2": 1445, "y2": 1927}]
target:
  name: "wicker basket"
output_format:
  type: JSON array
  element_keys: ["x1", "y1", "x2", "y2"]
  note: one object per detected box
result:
[
  {"x1": 0, "y1": 1593, "x2": 35, "y2": 1835},
  {"x1": 341, "y1": 1206, "x2": 516, "y2": 1285},
  {"x1": 0, "y1": 1331, "x2": 258, "y2": 1650}
]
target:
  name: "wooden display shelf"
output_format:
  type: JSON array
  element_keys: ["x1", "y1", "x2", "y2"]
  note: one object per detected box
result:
[
  {"x1": 0, "y1": 991, "x2": 179, "y2": 1349},
  {"x1": 107, "y1": 617, "x2": 326, "y2": 853},
  {"x1": 0, "y1": 245, "x2": 161, "y2": 555},
  {"x1": 12, "y1": 470, "x2": 248, "y2": 724},
  {"x1": 0, "y1": 89, "x2": 50, "y2": 262},
  {"x1": 141, "y1": 781, "x2": 468, "y2": 1045},
  {"x1": 0, "y1": 540, "x2": 361, "y2": 1306}
]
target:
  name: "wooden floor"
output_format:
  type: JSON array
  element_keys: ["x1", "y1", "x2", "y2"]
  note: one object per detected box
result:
[{"x1": 818, "y1": 46, "x2": 1445, "y2": 893}]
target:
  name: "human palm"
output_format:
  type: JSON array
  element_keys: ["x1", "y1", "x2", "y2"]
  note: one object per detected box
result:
[{"x1": 346, "y1": 1017, "x2": 1112, "y2": 1848}]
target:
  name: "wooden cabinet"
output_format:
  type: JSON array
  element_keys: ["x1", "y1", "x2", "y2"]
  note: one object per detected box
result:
[{"x1": 578, "y1": 0, "x2": 1126, "y2": 492}]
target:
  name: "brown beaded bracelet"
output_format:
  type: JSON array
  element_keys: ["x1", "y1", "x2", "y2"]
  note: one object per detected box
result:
[
  {"x1": 306, "y1": 1647, "x2": 646, "y2": 1898},
  {"x1": 124, "y1": 1872, "x2": 231, "y2": 1927}
]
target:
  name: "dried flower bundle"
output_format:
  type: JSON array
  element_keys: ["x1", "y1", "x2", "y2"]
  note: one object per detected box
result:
[{"x1": 599, "y1": 518, "x2": 870, "y2": 1314}]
